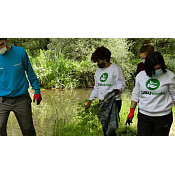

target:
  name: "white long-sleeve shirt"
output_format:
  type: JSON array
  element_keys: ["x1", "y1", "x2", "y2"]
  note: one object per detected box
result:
[
  {"x1": 132, "y1": 70, "x2": 175, "y2": 116},
  {"x1": 89, "y1": 64, "x2": 126, "y2": 101}
]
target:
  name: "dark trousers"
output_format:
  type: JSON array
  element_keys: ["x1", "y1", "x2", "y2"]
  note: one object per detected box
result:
[
  {"x1": 137, "y1": 112, "x2": 173, "y2": 136},
  {"x1": 0, "y1": 94, "x2": 36, "y2": 136},
  {"x1": 103, "y1": 100, "x2": 122, "y2": 136}
]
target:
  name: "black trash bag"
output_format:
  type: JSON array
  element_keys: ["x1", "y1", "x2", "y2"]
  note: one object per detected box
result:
[{"x1": 95, "y1": 89, "x2": 120, "y2": 136}]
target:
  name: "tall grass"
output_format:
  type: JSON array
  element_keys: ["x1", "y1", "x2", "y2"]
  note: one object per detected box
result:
[
  {"x1": 50, "y1": 99, "x2": 103, "y2": 136},
  {"x1": 28, "y1": 49, "x2": 96, "y2": 89},
  {"x1": 49, "y1": 96, "x2": 137, "y2": 136}
]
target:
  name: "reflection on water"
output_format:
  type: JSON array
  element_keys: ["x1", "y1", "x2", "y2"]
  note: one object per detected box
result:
[{"x1": 7, "y1": 88, "x2": 93, "y2": 136}]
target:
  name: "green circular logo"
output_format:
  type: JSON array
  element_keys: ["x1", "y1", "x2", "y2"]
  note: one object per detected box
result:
[
  {"x1": 146, "y1": 79, "x2": 160, "y2": 90},
  {"x1": 100, "y1": 73, "x2": 108, "y2": 82}
]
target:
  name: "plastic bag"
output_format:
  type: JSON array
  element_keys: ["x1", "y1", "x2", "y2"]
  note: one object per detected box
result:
[{"x1": 95, "y1": 89, "x2": 120, "y2": 136}]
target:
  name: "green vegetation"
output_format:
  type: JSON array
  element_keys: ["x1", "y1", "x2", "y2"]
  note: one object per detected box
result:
[
  {"x1": 28, "y1": 49, "x2": 97, "y2": 89},
  {"x1": 43, "y1": 87, "x2": 175, "y2": 136},
  {"x1": 8, "y1": 38, "x2": 175, "y2": 89},
  {"x1": 9, "y1": 38, "x2": 50, "y2": 55},
  {"x1": 127, "y1": 38, "x2": 175, "y2": 59},
  {"x1": 51, "y1": 100, "x2": 104, "y2": 136},
  {"x1": 6, "y1": 38, "x2": 175, "y2": 135},
  {"x1": 49, "y1": 100, "x2": 137, "y2": 136},
  {"x1": 40, "y1": 88, "x2": 138, "y2": 136},
  {"x1": 27, "y1": 38, "x2": 136, "y2": 89}
]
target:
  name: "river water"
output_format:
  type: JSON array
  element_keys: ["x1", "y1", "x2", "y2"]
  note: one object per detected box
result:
[
  {"x1": 7, "y1": 88, "x2": 93, "y2": 136},
  {"x1": 7, "y1": 88, "x2": 175, "y2": 136}
]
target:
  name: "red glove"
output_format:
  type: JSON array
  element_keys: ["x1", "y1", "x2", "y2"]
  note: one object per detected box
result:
[
  {"x1": 126, "y1": 108, "x2": 135, "y2": 125},
  {"x1": 33, "y1": 94, "x2": 42, "y2": 105},
  {"x1": 85, "y1": 100, "x2": 91, "y2": 110}
]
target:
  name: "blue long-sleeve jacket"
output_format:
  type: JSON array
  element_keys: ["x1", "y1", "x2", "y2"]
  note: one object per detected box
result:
[{"x1": 0, "y1": 46, "x2": 40, "y2": 97}]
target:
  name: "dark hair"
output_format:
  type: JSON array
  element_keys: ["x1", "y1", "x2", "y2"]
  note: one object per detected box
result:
[
  {"x1": 91, "y1": 46, "x2": 111, "y2": 63},
  {"x1": 0, "y1": 38, "x2": 7, "y2": 41},
  {"x1": 144, "y1": 52, "x2": 167, "y2": 77},
  {"x1": 140, "y1": 40, "x2": 154, "y2": 54}
]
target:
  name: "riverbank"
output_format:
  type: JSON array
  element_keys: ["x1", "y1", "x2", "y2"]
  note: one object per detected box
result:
[{"x1": 6, "y1": 88, "x2": 175, "y2": 136}]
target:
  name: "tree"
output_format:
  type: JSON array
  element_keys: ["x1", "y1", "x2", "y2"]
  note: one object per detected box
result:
[
  {"x1": 47, "y1": 38, "x2": 135, "y2": 84},
  {"x1": 8, "y1": 38, "x2": 50, "y2": 54}
]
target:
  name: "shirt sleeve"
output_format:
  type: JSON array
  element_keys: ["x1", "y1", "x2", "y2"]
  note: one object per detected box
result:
[
  {"x1": 169, "y1": 74, "x2": 175, "y2": 101},
  {"x1": 114, "y1": 66, "x2": 126, "y2": 94},
  {"x1": 22, "y1": 49, "x2": 41, "y2": 94},
  {"x1": 131, "y1": 75, "x2": 140, "y2": 102},
  {"x1": 135, "y1": 64, "x2": 140, "y2": 77},
  {"x1": 89, "y1": 73, "x2": 99, "y2": 102}
]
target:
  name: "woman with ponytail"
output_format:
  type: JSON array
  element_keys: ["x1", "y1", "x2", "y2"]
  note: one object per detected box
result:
[{"x1": 135, "y1": 40, "x2": 154, "y2": 76}]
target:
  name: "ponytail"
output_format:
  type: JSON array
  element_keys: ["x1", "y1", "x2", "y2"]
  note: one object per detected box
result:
[{"x1": 140, "y1": 40, "x2": 154, "y2": 54}]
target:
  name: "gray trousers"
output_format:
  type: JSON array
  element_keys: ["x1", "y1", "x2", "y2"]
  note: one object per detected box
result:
[{"x1": 0, "y1": 94, "x2": 36, "y2": 136}]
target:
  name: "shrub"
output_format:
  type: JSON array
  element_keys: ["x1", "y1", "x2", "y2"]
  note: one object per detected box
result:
[
  {"x1": 28, "y1": 49, "x2": 97, "y2": 89},
  {"x1": 9, "y1": 38, "x2": 50, "y2": 55},
  {"x1": 165, "y1": 59, "x2": 175, "y2": 73},
  {"x1": 47, "y1": 38, "x2": 135, "y2": 85}
]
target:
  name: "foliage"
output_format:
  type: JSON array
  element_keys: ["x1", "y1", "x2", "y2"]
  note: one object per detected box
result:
[
  {"x1": 100, "y1": 38, "x2": 136, "y2": 84},
  {"x1": 33, "y1": 38, "x2": 136, "y2": 86},
  {"x1": 127, "y1": 38, "x2": 175, "y2": 80},
  {"x1": 117, "y1": 89, "x2": 138, "y2": 136},
  {"x1": 8, "y1": 38, "x2": 50, "y2": 55},
  {"x1": 165, "y1": 59, "x2": 175, "y2": 73},
  {"x1": 28, "y1": 49, "x2": 97, "y2": 89},
  {"x1": 50, "y1": 96, "x2": 137, "y2": 136},
  {"x1": 50, "y1": 99, "x2": 103, "y2": 136},
  {"x1": 152, "y1": 38, "x2": 175, "y2": 59},
  {"x1": 48, "y1": 38, "x2": 132, "y2": 60},
  {"x1": 9, "y1": 38, "x2": 175, "y2": 87},
  {"x1": 127, "y1": 38, "x2": 175, "y2": 60}
]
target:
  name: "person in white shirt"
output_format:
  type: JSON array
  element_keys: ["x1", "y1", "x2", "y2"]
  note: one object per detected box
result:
[
  {"x1": 85, "y1": 46, "x2": 126, "y2": 136},
  {"x1": 126, "y1": 52, "x2": 175, "y2": 136}
]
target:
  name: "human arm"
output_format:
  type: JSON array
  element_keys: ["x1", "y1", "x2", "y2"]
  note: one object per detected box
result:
[
  {"x1": 114, "y1": 66, "x2": 126, "y2": 95},
  {"x1": 126, "y1": 76, "x2": 140, "y2": 125},
  {"x1": 22, "y1": 49, "x2": 41, "y2": 94},
  {"x1": 135, "y1": 62, "x2": 144, "y2": 77},
  {"x1": 135, "y1": 64, "x2": 140, "y2": 77},
  {"x1": 130, "y1": 101, "x2": 138, "y2": 109},
  {"x1": 22, "y1": 49, "x2": 42, "y2": 105},
  {"x1": 169, "y1": 74, "x2": 175, "y2": 105},
  {"x1": 125, "y1": 101, "x2": 137, "y2": 125}
]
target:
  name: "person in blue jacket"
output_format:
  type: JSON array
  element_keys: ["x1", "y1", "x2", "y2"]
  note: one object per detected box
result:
[{"x1": 0, "y1": 38, "x2": 42, "y2": 136}]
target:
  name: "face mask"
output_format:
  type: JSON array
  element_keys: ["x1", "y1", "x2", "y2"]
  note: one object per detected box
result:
[
  {"x1": 0, "y1": 46, "x2": 7, "y2": 54},
  {"x1": 97, "y1": 62, "x2": 106, "y2": 68},
  {"x1": 153, "y1": 69, "x2": 163, "y2": 77}
]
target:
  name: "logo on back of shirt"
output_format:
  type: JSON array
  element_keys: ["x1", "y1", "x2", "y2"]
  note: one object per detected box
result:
[
  {"x1": 146, "y1": 79, "x2": 160, "y2": 90},
  {"x1": 100, "y1": 73, "x2": 108, "y2": 82}
]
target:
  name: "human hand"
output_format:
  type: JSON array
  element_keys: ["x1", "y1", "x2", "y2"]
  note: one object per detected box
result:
[
  {"x1": 85, "y1": 100, "x2": 91, "y2": 110},
  {"x1": 33, "y1": 94, "x2": 42, "y2": 105},
  {"x1": 125, "y1": 108, "x2": 135, "y2": 125}
]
